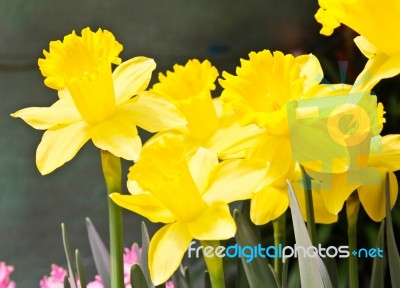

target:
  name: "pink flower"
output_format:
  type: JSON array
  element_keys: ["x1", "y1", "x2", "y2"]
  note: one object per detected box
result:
[
  {"x1": 123, "y1": 244, "x2": 141, "y2": 286},
  {"x1": 41, "y1": 245, "x2": 174, "y2": 288},
  {"x1": 0, "y1": 262, "x2": 16, "y2": 288},
  {"x1": 87, "y1": 275, "x2": 104, "y2": 288},
  {"x1": 39, "y1": 265, "x2": 67, "y2": 288}
]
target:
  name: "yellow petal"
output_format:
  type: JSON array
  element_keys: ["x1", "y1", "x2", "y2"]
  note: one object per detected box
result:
[
  {"x1": 207, "y1": 109, "x2": 265, "y2": 159},
  {"x1": 110, "y1": 193, "x2": 175, "y2": 223},
  {"x1": 113, "y1": 57, "x2": 156, "y2": 104},
  {"x1": 353, "y1": 53, "x2": 400, "y2": 92},
  {"x1": 358, "y1": 169, "x2": 398, "y2": 222},
  {"x1": 250, "y1": 184, "x2": 289, "y2": 225},
  {"x1": 291, "y1": 167, "x2": 338, "y2": 224},
  {"x1": 296, "y1": 54, "x2": 323, "y2": 92},
  {"x1": 368, "y1": 135, "x2": 400, "y2": 171},
  {"x1": 188, "y1": 202, "x2": 236, "y2": 240},
  {"x1": 91, "y1": 112, "x2": 141, "y2": 161},
  {"x1": 149, "y1": 222, "x2": 192, "y2": 285},
  {"x1": 11, "y1": 99, "x2": 80, "y2": 130},
  {"x1": 187, "y1": 147, "x2": 219, "y2": 193},
  {"x1": 36, "y1": 121, "x2": 90, "y2": 175},
  {"x1": 315, "y1": 172, "x2": 359, "y2": 215},
  {"x1": 121, "y1": 92, "x2": 187, "y2": 133},
  {"x1": 202, "y1": 159, "x2": 267, "y2": 204},
  {"x1": 354, "y1": 36, "x2": 379, "y2": 59},
  {"x1": 129, "y1": 136, "x2": 207, "y2": 222},
  {"x1": 249, "y1": 135, "x2": 293, "y2": 185}
]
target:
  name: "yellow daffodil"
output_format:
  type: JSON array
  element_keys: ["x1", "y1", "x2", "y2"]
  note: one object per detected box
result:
[
  {"x1": 110, "y1": 136, "x2": 266, "y2": 285},
  {"x1": 315, "y1": 0, "x2": 400, "y2": 91},
  {"x1": 290, "y1": 83, "x2": 390, "y2": 221},
  {"x1": 307, "y1": 134, "x2": 400, "y2": 222},
  {"x1": 219, "y1": 50, "x2": 323, "y2": 225},
  {"x1": 150, "y1": 59, "x2": 263, "y2": 159},
  {"x1": 12, "y1": 28, "x2": 186, "y2": 174}
]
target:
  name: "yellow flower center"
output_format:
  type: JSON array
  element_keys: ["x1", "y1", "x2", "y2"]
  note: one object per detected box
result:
[
  {"x1": 220, "y1": 50, "x2": 305, "y2": 135},
  {"x1": 38, "y1": 28, "x2": 123, "y2": 124},
  {"x1": 152, "y1": 59, "x2": 220, "y2": 139}
]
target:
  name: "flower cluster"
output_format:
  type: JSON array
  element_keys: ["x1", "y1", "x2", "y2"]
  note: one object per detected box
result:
[{"x1": 12, "y1": 16, "x2": 400, "y2": 285}]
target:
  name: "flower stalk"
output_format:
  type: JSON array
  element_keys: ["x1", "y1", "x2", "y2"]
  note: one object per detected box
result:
[
  {"x1": 272, "y1": 212, "x2": 286, "y2": 285},
  {"x1": 346, "y1": 192, "x2": 360, "y2": 288},
  {"x1": 101, "y1": 150, "x2": 124, "y2": 288},
  {"x1": 300, "y1": 165, "x2": 317, "y2": 245},
  {"x1": 201, "y1": 240, "x2": 225, "y2": 288}
]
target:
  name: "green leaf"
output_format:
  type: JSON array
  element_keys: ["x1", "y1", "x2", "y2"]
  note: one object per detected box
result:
[
  {"x1": 233, "y1": 209, "x2": 278, "y2": 288},
  {"x1": 184, "y1": 266, "x2": 191, "y2": 286},
  {"x1": 64, "y1": 275, "x2": 71, "y2": 288},
  {"x1": 61, "y1": 223, "x2": 77, "y2": 288},
  {"x1": 130, "y1": 263, "x2": 149, "y2": 288},
  {"x1": 172, "y1": 265, "x2": 191, "y2": 288},
  {"x1": 385, "y1": 173, "x2": 400, "y2": 287},
  {"x1": 282, "y1": 257, "x2": 289, "y2": 288},
  {"x1": 75, "y1": 249, "x2": 87, "y2": 287},
  {"x1": 370, "y1": 220, "x2": 386, "y2": 288},
  {"x1": 204, "y1": 270, "x2": 212, "y2": 288},
  {"x1": 86, "y1": 217, "x2": 110, "y2": 288},
  {"x1": 235, "y1": 258, "x2": 250, "y2": 288},
  {"x1": 286, "y1": 181, "x2": 333, "y2": 288},
  {"x1": 140, "y1": 221, "x2": 153, "y2": 288}
]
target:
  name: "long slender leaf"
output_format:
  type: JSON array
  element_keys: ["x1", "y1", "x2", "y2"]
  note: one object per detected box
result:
[
  {"x1": 172, "y1": 265, "x2": 191, "y2": 288},
  {"x1": 235, "y1": 257, "x2": 250, "y2": 288},
  {"x1": 233, "y1": 209, "x2": 278, "y2": 288},
  {"x1": 86, "y1": 217, "x2": 110, "y2": 288},
  {"x1": 61, "y1": 223, "x2": 77, "y2": 288},
  {"x1": 64, "y1": 275, "x2": 71, "y2": 288},
  {"x1": 286, "y1": 180, "x2": 333, "y2": 288},
  {"x1": 204, "y1": 271, "x2": 212, "y2": 288},
  {"x1": 140, "y1": 221, "x2": 153, "y2": 288},
  {"x1": 370, "y1": 220, "x2": 386, "y2": 288},
  {"x1": 385, "y1": 173, "x2": 400, "y2": 287},
  {"x1": 131, "y1": 264, "x2": 149, "y2": 288},
  {"x1": 282, "y1": 257, "x2": 289, "y2": 288},
  {"x1": 75, "y1": 249, "x2": 87, "y2": 287}
]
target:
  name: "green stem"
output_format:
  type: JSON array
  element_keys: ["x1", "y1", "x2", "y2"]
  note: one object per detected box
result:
[
  {"x1": 201, "y1": 240, "x2": 225, "y2": 288},
  {"x1": 101, "y1": 150, "x2": 124, "y2": 288},
  {"x1": 300, "y1": 165, "x2": 317, "y2": 245},
  {"x1": 272, "y1": 212, "x2": 286, "y2": 285},
  {"x1": 346, "y1": 192, "x2": 360, "y2": 288}
]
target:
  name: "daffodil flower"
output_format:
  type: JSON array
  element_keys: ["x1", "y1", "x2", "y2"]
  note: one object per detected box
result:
[
  {"x1": 110, "y1": 136, "x2": 266, "y2": 285},
  {"x1": 315, "y1": 0, "x2": 400, "y2": 91},
  {"x1": 219, "y1": 50, "x2": 323, "y2": 225},
  {"x1": 150, "y1": 59, "x2": 263, "y2": 159},
  {"x1": 12, "y1": 28, "x2": 186, "y2": 174},
  {"x1": 307, "y1": 134, "x2": 400, "y2": 222}
]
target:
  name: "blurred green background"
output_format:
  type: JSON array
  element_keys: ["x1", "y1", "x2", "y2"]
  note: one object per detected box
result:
[{"x1": 1, "y1": 0, "x2": 399, "y2": 286}]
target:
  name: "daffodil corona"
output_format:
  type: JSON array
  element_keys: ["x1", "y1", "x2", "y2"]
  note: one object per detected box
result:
[
  {"x1": 12, "y1": 28, "x2": 186, "y2": 174},
  {"x1": 220, "y1": 50, "x2": 323, "y2": 225},
  {"x1": 150, "y1": 59, "x2": 263, "y2": 159},
  {"x1": 110, "y1": 136, "x2": 266, "y2": 285}
]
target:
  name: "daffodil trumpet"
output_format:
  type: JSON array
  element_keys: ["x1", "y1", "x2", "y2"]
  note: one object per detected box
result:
[{"x1": 101, "y1": 150, "x2": 124, "y2": 288}]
